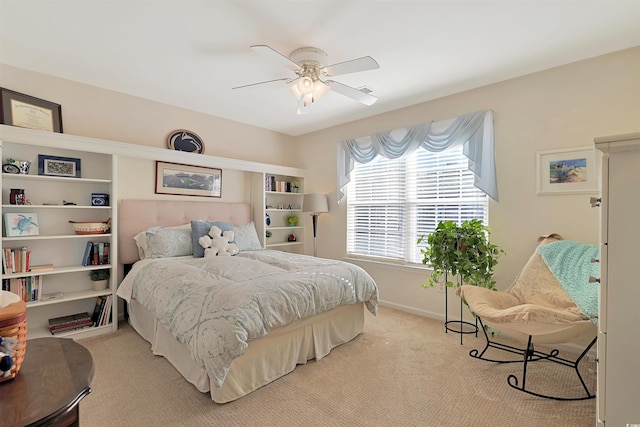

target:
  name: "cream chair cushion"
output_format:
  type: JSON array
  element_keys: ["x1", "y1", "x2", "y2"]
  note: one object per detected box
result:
[{"x1": 457, "y1": 233, "x2": 594, "y2": 343}]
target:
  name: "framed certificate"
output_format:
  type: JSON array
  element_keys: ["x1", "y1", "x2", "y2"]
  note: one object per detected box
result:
[{"x1": 0, "y1": 88, "x2": 63, "y2": 133}]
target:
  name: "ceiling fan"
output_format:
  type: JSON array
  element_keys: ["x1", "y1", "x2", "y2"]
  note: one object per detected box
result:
[{"x1": 233, "y1": 45, "x2": 380, "y2": 114}]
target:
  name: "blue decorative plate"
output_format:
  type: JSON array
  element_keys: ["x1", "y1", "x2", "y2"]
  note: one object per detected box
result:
[{"x1": 167, "y1": 129, "x2": 205, "y2": 154}]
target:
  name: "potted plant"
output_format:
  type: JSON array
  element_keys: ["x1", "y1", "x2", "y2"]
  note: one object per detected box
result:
[
  {"x1": 89, "y1": 269, "x2": 110, "y2": 291},
  {"x1": 287, "y1": 215, "x2": 298, "y2": 226},
  {"x1": 418, "y1": 219, "x2": 503, "y2": 290},
  {"x1": 265, "y1": 230, "x2": 272, "y2": 239}
]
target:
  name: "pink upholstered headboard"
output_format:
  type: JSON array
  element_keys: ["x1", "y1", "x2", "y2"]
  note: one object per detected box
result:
[{"x1": 119, "y1": 199, "x2": 251, "y2": 264}]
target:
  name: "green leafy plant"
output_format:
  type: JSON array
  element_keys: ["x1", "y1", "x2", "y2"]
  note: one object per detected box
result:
[
  {"x1": 89, "y1": 269, "x2": 110, "y2": 281},
  {"x1": 418, "y1": 219, "x2": 504, "y2": 290},
  {"x1": 287, "y1": 215, "x2": 298, "y2": 226},
  {"x1": 265, "y1": 230, "x2": 272, "y2": 238}
]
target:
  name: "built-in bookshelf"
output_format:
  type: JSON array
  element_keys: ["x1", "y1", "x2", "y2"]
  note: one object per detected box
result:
[
  {"x1": 0, "y1": 128, "x2": 117, "y2": 340},
  {"x1": 251, "y1": 173, "x2": 306, "y2": 253}
]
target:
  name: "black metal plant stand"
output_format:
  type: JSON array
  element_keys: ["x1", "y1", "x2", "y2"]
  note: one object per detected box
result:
[{"x1": 443, "y1": 271, "x2": 478, "y2": 345}]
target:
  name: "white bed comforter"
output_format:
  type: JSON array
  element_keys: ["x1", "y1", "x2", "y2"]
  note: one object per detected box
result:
[{"x1": 117, "y1": 250, "x2": 378, "y2": 388}]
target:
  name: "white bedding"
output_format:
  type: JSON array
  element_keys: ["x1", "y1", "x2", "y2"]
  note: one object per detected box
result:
[{"x1": 117, "y1": 250, "x2": 379, "y2": 389}]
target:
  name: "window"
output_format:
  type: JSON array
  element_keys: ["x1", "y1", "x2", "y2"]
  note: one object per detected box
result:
[{"x1": 346, "y1": 145, "x2": 488, "y2": 264}]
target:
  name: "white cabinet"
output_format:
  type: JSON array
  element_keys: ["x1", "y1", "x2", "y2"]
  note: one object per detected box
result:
[
  {"x1": 251, "y1": 173, "x2": 305, "y2": 253},
  {"x1": 594, "y1": 132, "x2": 640, "y2": 426},
  {"x1": 1, "y1": 126, "x2": 118, "y2": 339}
]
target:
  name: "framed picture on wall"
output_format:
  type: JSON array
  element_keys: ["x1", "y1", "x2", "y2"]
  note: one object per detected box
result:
[
  {"x1": 536, "y1": 146, "x2": 598, "y2": 195},
  {"x1": 0, "y1": 88, "x2": 63, "y2": 133},
  {"x1": 155, "y1": 161, "x2": 222, "y2": 197}
]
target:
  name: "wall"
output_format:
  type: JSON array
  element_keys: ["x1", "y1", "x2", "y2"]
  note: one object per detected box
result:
[
  {"x1": 296, "y1": 47, "x2": 640, "y2": 320},
  {"x1": 2, "y1": 48, "x2": 638, "y2": 323},
  {"x1": 0, "y1": 64, "x2": 299, "y2": 169}
]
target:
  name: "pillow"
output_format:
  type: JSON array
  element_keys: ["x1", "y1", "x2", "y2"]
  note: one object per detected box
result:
[
  {"x1": 507, "y1": 233, "x2": 577, "y2": 310},
  {"x1": 233, "y1": 221, "x2": 263, "y2": 251},
  {"x1": 133, "y1": 223, "x2": 191, "y2": 260},
  {"x1": 191, "y1": 220, "x2": 234, "y2": 257},
  {"x1": 146, "y1": 225, "x2": 193, "y2": 258},
  {"x1": 133, "y1": 230, "x2": 151, "y2": 260}
]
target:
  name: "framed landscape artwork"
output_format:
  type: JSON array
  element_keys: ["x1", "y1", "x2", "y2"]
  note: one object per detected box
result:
[
  {"x1": 155, "y1": 161, "x2": 222, "y2": 197},
  {"x1": 536, "y1": 146, "x2": 597, "y2": 195}
]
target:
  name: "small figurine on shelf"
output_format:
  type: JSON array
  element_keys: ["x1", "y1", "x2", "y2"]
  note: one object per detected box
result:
[
  {"x1": 288, "y1": 233, "x2": 296, "y2": 242},
  {"x1": 266, "y1": 213, "x2": 271, "y2": 226},
  {"x1": 265, "y1": 230, "x2": 272, "y2": 238}
]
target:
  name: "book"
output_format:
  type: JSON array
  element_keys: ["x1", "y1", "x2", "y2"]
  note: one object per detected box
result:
[
  {"x1": 50, "y1": 318, "x2": 93, "y2": 331},
  {"x1": 20, "y1": 247, "x2": 27, "y2": 273},
  {"x1": 48, "y1": 312, "x2": 92, "y2": 329},
  {"x1": 98, "y1": 242, "x2": 105, "y2": 265},
  {"x1": 81, "y1": 241, "x2": 93, "y2": 266},
  {"x1": 103, "y1": 242, "x2": 110, "y2": 265},
  {"x1": 30, "y1": 264, "x2": 53, "y2": 272},
  {"x1": 99, "y1": 295, "x2": 112, "y2": 326},
  {"x1": 50, "y1": 323, "x2": 93, "y2": 335},
  {"x1": 91, "y1": 296, "x2": 106, "y2": 326},
  {"x1": 92, "y1": 242, "x2": 99, "y2": 265}
]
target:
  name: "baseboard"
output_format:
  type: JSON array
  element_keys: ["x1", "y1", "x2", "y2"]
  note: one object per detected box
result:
[
  {"x1": 378, "y1": 299, "x2": 445, "y2": 322},
  {"x1": 378, "y1": 299, "x2": 596, "y2": 357}
]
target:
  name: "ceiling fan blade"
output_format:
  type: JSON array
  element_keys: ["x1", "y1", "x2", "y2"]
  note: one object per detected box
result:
[
  {"x1": 250, "y1": 45, "x2": 301, "y2": 72},
  {"x1": 232, "y1": 78, "x2": 292, "y2": 90},
  {"x1": 323, "y1": 56, "x2": 379, "y2": 77},
  {"x1": 327, "y1": 80, "x2": 378, "y2": 106}
]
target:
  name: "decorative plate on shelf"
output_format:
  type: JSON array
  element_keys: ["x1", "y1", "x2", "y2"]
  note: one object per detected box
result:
[
  {"x1": 167, "y1": 129, "x2": 205, "y2": 154},
  {"x1": 2, "y1": 163, "x2": 20, "y2": 174}
]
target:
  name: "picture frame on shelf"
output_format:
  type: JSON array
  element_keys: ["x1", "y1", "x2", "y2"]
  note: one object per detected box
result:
[
  {"x1": 155, "y1": 161, "x2": 222, "y2": 198},
  {"x1": 38, "y1": 154, "x2": 81, "y2": 178},
  {"x1": 536, "y1": 146, "x2": 598, "y2": 195},
  {"x1": 4, "y1": 212, "x2": 40, "y2": 237},
  {"x1": 0, "y1": 87, "x2": 63, "y2": 133}
]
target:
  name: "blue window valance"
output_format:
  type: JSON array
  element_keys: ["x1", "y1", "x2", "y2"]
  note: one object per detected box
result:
[{"x1": 337, "y1": 109, "x2": 498, "y2": 202}]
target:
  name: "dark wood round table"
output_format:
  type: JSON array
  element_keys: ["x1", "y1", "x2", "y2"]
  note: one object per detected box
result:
[{"x1": 0, "y1": 337, "x2": 94, "y2": 427}]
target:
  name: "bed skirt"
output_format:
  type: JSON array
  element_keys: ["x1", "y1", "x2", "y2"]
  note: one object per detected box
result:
[{"x1": 128, "y1": 300, "x2": 365, "y2": 403}]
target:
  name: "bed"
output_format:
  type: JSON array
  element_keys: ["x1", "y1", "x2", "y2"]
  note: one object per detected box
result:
[{"x1": 116, "y1": 199, "x2": 379, "y2": 403}]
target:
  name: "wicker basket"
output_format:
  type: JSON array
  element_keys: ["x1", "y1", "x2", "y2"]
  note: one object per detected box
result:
[
  {"x1": 69, "y1": 218, "x2": 111, "y2": 235},
  {"x1": 0, "y1": 297, "x2": 27, "y2": 382}
]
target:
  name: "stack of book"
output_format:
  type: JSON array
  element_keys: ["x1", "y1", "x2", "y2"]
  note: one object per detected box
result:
[
  {"x1": 48, "y1": 312, "x2": 93, "y2": 335},
  {"x1": 81, "y1": 242, "x2": 110, "y2": 266},
  {"x1": 2, "y1": 247, "x2": 31, "y2": 274},
  {"x1": 1, "y1": 276, "x2": 41, "y2": 302},
  {"x1": 91, "y1": 295, "x2": 112, "y2": 327}
]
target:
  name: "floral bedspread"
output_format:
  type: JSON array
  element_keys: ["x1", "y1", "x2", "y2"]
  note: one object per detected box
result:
[{"x1": 117, "y1": 250, "x2": 379, "y2": 388}]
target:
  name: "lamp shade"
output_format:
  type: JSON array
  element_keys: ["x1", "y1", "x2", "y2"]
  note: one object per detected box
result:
[{"x1": 303, "y1": 193, "x2": 328, "y2": 214}]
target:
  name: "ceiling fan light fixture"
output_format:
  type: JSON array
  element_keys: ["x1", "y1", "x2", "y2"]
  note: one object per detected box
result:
[
  {"x1": 289, "y1": 78, "x2": 329, "y2": 104},
  {"x1": 313, "y1": 80, "x2": 330, "y2": 100},
  {"x1": 297, "y1": 76, "x2": 314, "y2": 95}
]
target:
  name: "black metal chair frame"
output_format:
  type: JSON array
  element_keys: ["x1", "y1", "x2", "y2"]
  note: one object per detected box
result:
[{"x1": 469, "y1": 316, "x2": 597, "y2": 401}]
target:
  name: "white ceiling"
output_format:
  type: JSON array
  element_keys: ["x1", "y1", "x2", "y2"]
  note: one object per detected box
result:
[{"x1": 1, "y1": 1, "x2": 639, "y2": 137}]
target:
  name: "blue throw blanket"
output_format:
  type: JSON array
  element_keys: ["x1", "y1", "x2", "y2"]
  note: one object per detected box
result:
[{"x1": 536, "y1": 240, "x2": 599, "y2": 323}]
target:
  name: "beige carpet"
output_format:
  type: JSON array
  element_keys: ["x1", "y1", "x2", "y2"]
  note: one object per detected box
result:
[{"x1": 78, "y1": 306, "x2": 595, "y2": 427}]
